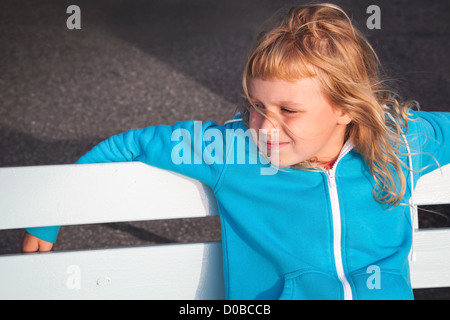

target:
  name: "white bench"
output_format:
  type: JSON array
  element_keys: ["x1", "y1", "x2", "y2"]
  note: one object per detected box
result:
[{"x1": 0, "y1": 162, "x2": 449, "y2": 299}]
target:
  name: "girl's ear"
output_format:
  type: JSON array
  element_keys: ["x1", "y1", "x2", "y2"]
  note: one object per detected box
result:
[{"x1": 335, "y1": 108, "x2": 352, "y2": 125}]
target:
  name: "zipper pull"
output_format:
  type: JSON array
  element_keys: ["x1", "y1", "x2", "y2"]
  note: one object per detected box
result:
[
  {"x1": 328, "y1": 169, "x2": 334, "y2": 180},
  {"x1": 327, "y1": 169, "x2": 336, "y2": 188}
]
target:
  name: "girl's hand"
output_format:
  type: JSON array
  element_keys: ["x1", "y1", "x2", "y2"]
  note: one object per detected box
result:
[{"x1": 22, "y1": 232, "x2": 54, "y2": 252}]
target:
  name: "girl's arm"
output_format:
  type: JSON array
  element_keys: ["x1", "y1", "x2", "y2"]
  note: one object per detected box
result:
[
  {"x1": 410, "y1": 111, "x2": 450, "y2": 176},
  {"x1": 24, "y1": 120, "x2": 228, "y2": 251}
]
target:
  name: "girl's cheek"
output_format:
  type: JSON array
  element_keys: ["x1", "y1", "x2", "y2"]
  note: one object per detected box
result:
[
  {"x1": 249, "y1": 111, "x2": 261, "y2": 130},
  {"x1": 286, "y1": 118, "x2": 321, "y2": 140},
  {"x1": 248, "y1": 112, "x2": 261, "y2": 142},
  {"x1": 284, "y1": 119, "x2": 308, "y2": 141}
]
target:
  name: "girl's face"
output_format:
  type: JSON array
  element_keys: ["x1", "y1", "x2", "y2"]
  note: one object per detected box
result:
[{"x1": 248, "y1": 77, "x2": 352, "y2": 168}]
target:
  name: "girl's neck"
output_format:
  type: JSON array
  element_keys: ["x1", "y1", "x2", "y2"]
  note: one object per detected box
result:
[{"x1": 316, "y1": 157, "x2": 338, "y2": 170}]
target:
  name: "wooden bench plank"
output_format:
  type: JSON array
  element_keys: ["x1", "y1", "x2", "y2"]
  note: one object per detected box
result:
[
  {"x1": 413, "y1": 165, "x2": 450, "y2": 206},
  {"x1": 0, "y1": 162, "x2": 219, "y2": 230},
  {"x1": 0, "y1": 242, "x2": 225, "y2": 300},
  {"x1": 410, "y1": 229, "x2": 450, "y2": 289},
  {"x1": 1, "y1": 228, "x2": 447, "y2": 300}
]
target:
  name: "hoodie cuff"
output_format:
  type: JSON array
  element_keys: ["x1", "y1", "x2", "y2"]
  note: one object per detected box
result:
[{"x1": 25, "y1": 226, "x2": 60, "y2": 243}]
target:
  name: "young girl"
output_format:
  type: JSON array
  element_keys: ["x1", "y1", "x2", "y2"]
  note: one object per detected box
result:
[{"x1": 23, "y1": 3, "x2": 450, "y2": 300}]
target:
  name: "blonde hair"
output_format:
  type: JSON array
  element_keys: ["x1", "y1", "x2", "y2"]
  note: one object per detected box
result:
[{"x1": 240, "y1": 3, "x2": 418, "y2": 207}]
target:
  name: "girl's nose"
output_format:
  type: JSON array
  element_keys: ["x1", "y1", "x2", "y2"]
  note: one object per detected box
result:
[
  {"x1": 258, "y1": 114, "x2": 281, "y2": 143},
  {"x1": 260, "y1": 113, "x2": 278, "y2": 131}
]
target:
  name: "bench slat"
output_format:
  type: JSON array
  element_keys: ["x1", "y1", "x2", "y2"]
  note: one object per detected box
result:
[
  {"x1": 410, "y1": 228, "x2": 450, "y2": 289},
  {"x1": 0, "y1": 162, "x2": 219, "y2": 231},
  {"x1": 413, "y1": 165, "x2": 450, "y2": 206},
  {"x1": 1, "y1": 228, "x2": 447, "y2": 300},
  {"x1": 0, "y1": 242, "x2": 225, "y2": 300}
]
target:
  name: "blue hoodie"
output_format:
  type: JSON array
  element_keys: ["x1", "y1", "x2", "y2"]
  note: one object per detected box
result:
[{"x1": 26, "y1": 110, "x2": 450, "y2": 299}]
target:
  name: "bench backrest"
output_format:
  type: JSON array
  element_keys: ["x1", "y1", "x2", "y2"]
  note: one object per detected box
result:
[{"x1": 0, "y1": 162, "x2": 449, "y2": 299}]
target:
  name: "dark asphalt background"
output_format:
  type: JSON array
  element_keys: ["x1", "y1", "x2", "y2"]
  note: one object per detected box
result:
[{"x1": 0, "y1": 0, "x2": 449, "y2": 299}]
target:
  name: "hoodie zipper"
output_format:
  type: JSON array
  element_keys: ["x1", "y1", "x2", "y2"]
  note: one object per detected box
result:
[{"x1": 324, "y1": 141, "x2": 354, "y2": 300}]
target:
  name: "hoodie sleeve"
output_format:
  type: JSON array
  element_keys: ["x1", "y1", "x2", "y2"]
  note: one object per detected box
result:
[
  {"x1": 26, "y1": 120, "x2": 228, "y2": 242},
  {"x1": 408, "y1": 111, "x2": 450, "y2": 177},
  {"x1": 75, "y1": 120, "x2": 227, "y2": 186}
]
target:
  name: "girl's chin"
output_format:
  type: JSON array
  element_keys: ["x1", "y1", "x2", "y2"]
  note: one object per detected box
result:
[{"x1": 267, "y1": 155, "x2": 306, "y2": 168}]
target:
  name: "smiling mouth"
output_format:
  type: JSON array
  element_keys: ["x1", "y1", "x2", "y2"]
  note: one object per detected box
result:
[{"x1": 263, "y1": 141, "x2": 290, "y2": 150}]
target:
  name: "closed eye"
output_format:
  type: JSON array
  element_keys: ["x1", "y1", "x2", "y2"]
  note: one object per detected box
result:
[
  {"x1": 281, "y1": 107, "x2": 297, "y2": 114},
  {"x1": 250, "y1": 102, "x2": 266, "y2": 112}
]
